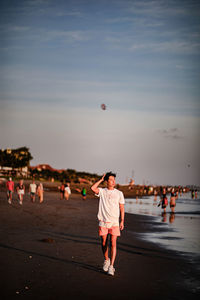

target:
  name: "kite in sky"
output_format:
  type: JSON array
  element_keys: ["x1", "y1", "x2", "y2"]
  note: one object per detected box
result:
[{"x1": 101, "y1": 104, "x2": 106, "y2": 110}]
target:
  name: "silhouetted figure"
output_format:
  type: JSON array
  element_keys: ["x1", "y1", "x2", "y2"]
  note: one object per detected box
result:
[
  {"x1": 81, "y1": 187, "x2": 87, "y2": 200},
  {"x1": 170, "y1": 188, "x2": 176, "y2": 213},
  {"x1": 58, "y1": 181, "x2": 65, "y2": 200},
  {"x1": 16, "y1": 179, "x2": 25, "y2": 205},
  {"x1": 6, "y1": 177, "x2": 14, "y2": 204},
  {"x1": 158, "y1": 187, "x2": 168, "y2": 213}
]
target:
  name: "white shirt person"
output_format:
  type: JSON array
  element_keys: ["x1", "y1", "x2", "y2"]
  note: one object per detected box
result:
[{"x1": 91, "y1": 172, "x2": 125, "y2": 276}]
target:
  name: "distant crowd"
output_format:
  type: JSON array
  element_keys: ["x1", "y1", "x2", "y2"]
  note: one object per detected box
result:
[
  {"x1": 6, "y1": 177, "x2": 44, "y2": 205},
  {"x1": 156, "y1": 186, "x2": 198, "y2": 216},
  {"x1": 5, "y1": 177, "x2": 197, "y2": 210},
  {"x1": 5, "y1": 177, "x2": 87, "y2": 205}
]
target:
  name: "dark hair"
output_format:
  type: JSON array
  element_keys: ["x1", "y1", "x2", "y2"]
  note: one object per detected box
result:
[{"x1": 104, "y1": 172, "x2": 116, "y2": 182}]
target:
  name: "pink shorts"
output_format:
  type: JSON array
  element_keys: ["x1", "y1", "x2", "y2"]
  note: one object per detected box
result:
[{"x1": 99, "y1": 226, "x2": 120, "y2": 236}]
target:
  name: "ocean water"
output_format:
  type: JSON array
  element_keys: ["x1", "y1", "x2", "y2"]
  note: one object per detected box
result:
[{"x1": 125, "y1": 192, "x2": 200, "y2": 260}]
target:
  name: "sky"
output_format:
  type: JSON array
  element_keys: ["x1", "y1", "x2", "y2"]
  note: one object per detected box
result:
[{"x1": 0, "y1": 0, "x2": 200, "y2": 186}]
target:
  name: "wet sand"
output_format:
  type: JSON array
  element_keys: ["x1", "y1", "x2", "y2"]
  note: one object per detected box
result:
[{"x1": 0, "y1": 190, "x2": 199, "y2": 300}]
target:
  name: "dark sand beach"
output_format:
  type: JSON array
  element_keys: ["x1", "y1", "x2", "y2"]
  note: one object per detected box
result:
[{"x1": 0, "y1": 186, "x2": 199, "y2": 300}]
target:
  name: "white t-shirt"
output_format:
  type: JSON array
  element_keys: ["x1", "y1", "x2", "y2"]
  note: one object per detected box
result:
[
  {"x1": 65, "y1": 186, "x2": 71, "y2": 194},
  {"x1": 96, "y1": 188, "x2": 125, "y2": 227},
  {"x1": 30, "y1": 183, "x2": 37, "y2": 193}
]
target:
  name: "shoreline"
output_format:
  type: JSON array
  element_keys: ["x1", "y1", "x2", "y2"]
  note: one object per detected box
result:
[
  {"x1": 125, "y1": 194, "x2": 200, "y2": 260},
  {"x1": 0, "y1": 191, "x2": 199, "y2": 299}
]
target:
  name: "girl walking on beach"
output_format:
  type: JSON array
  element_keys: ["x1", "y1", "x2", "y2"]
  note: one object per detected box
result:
[
  {"x1": 16, "y1": 179, "x2": 25, "y2": 205},
  {"x1": 170, "y1": 188, "x2": 176, "y2": 213},
  {"x1": 158, "y1": 187, "x2": 168, "y2": 213},
  {"x1": 37, "y1": 183, "x2": 44, "y2": 203},
  {"x1": 91, "y1": 172, "x2": 125, "y2": 276},
  {"x1": 64, "y1": 182, "x2": 71, "y2": 200}
]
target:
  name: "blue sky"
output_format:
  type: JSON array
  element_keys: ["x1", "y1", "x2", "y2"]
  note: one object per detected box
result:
[{"x1": 0, "y1": 0, "x2": 200, "y2": 186}]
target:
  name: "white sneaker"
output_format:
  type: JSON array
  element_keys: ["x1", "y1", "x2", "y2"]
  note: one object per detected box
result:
[
  {"x1": 103, "y1": 258, "x2": 110, "y2": 272},
  {"x1": 19, "y1": 200, "x2": 22, "y2": 205},
  {"x1": 108, "y1": 265, "x2": 115, "y2": 276},
  {"x1": 8, "y1": 199, "x2": 11, "y2": 204}
]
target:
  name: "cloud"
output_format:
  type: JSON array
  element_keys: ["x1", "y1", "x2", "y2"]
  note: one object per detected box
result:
[
  {"x1": 104, "y1": 17, "x2": 200, "y2": 55},
  {"x1": 129, "y1": 40, "x2": 200, "y2": 55},
  {"x1": 105, "y1": 16, "x2": 133, "y2": 24},
  {"x1": 9, "y1": 26, "x2": 30, "y2": 32},
  {"x1": 1, "y1": 0, "x2": 83, "y2": 20},
  {"x1": 43, "y1": 29, "x2": 90, "y2": 42},
  {"x1": 0, "y1": 27, "x2": 91, "y2": 46},
  {"x1": 25, "y1": 0, "x2": 50, "y2": 6},
  {"x1": 126, "y1": 0, "x2": 199, "y2": 18},
  {"x1": 0, "y1": 25, "x2": 30, "y2": 35},
  {"x1": 106, "y1": 15, "x2": 164, "y2": 29},
  {"x1": 54, "y1": 11, "x2": 82, "y2": 17},
  {"x1": 158, "y1": 128, "x2": 184, "y2": 140}
]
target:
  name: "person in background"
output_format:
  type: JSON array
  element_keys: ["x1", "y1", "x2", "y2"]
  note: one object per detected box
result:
[
  {"x1": 16, "y1": 179, "x2": 25, "y2": 205},
  {"x1": 191, "y1": 190, "x2": 195, "y2": 199},
  {"x1": 64, "y1": 182, "x2": 71, "y2": 200},
  {"x1": 37, "y1": 182, "x2": 44, "y2": 203},
  {"x1": 154, "y1": 189, "x2": 158, "y2": 201},
  {"x1": 158, "y1": 187, "x2": 168, "y2": 213},
  {"x1": 128, "y1": 178, "x2": 134, "y2": 190},
  {"x1": 29, "y1": 179, "x2": 37, "y2": 203},
  {"x1": 91, "y1": 172, "x2": 125, "y2": 276},
  {"x1": 6, "y1": 177, "x2": 14, "y2": 204},
  {"x1": 81, "y1": 187, "x2": 87, "y2": 200},
  {"x1": 58, "y1": 181, "x2": 65, "y2": 200},
  {"x1": 170, "y1": 187, "x2": 176, "y2": 213}
]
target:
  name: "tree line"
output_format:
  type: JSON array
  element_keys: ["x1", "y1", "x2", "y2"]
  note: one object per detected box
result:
[
  {"x1": 0, "y1": 147, "x2": 100, "y2": 182},
  {"x1": 0, "y1": 147, "x2": 33, "y2": 168}
]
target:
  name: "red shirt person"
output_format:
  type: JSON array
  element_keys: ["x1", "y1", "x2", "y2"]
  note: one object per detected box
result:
[{"x1": 6, "y1": 177, "x2": 14, "y2": 204}]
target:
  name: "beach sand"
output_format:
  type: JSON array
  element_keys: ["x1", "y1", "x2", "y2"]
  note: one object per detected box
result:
[{"x1": 0, "y1": 188, "x2": 199, "y2": 300}]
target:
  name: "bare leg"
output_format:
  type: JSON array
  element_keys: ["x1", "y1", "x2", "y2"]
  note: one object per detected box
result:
[
  {"x1": 7, "y1": 192, "x2": 12, "y2": 203},
  {"x1": 31, "y1": 194, "x2": 34, "y2": 202},
  {"x1": 110, "y1": 235, "x2": 118, "y2": 266},
  {"x1": 7, "y1": 192, "x2": 10, "y2": 201},
  {"x1": 39, "y1": 193, "x2": 43, "y2": 203},
  {"x1": 101, "y1": 235, "x2": 109, "y2": 260},
  {"x1": 19, "y1": 194, "x2": 22, "y2": 204}
]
